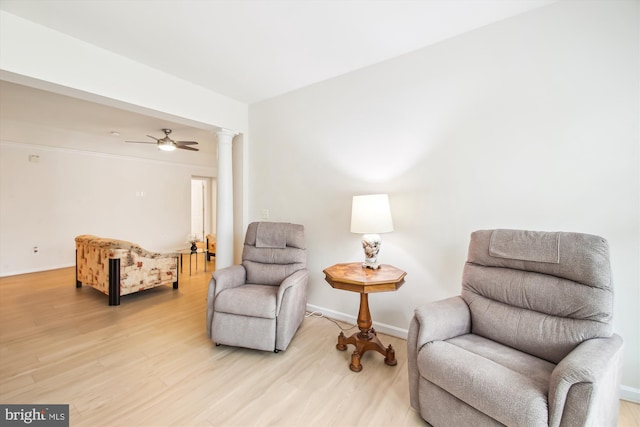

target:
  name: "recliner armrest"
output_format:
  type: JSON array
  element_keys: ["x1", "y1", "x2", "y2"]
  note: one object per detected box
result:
[
  {"x1": 206, "y1": 265, "x2": 247, "y2": 339},
  {"x1": 211, "y1": 265, "x2": 246, "y2": 296},
  {"x1": 413, "y1": 296, "x2": 471, "y2": 349},
  {"x1": 407, "y1": 296, "x2": 471, "y2": 410},
  {"x1": 276, "y1": 269, "x2": 309, "y2": 313},
  {"x1": 548, "y1": 334, "x2": 623, "y2": 427}
]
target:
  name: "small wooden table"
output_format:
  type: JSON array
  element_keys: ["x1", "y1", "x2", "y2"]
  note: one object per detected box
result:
[{"x1": 323, "y1": 262, "x2": 406, "y2": 372}]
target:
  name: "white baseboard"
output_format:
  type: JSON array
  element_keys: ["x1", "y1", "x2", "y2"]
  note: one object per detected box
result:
[
  {"x1": 0, "y1": 263, "x2": 74, "y2": 278},
  {"x1": 307, "y1": 303, "x2": 640, "y2": 404},
  {"x1": 620, "y1": 385, "x2": 640, "y2": 403},
  {"x1": 306, "y1": 303, "x2": 409, "y2": 339}
]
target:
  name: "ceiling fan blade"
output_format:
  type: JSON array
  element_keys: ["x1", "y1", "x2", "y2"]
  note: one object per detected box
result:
[
  {"x1": 127, "y1": 131, "x2": 198, "y2": 152},
  {"x1": 176, "y1": 144, "x2": 199, "y2": 151}
]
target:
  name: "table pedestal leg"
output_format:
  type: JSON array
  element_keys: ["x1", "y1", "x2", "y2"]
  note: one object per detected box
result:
[{"x1": 336, "y1": 293, "x2": 397, "y2": 372}]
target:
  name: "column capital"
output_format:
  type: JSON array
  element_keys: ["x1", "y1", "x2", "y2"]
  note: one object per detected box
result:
[{"x1": 216, "y1": 128, "x2": 238, "y2": 140}]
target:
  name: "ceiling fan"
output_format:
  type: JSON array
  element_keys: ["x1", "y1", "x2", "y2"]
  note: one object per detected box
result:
[{"x1": 125, "y1": 129, "x2": 199, "y2": 152}]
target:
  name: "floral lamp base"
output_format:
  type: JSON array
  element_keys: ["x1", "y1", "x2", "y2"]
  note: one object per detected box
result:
[{"x1": 361, "y1": 233, "x2": 382, "y2": 269}]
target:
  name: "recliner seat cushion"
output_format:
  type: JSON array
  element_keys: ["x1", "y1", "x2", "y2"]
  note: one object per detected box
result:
[
  {"x1": 418, "y1": 334, "x2": 554, "y2": 427},
  {"x1": 214, "y1": 284, "x2": 278, "y2": 318}
]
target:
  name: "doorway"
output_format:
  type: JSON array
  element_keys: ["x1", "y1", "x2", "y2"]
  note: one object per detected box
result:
[{"x1": 191, "y1": 177, "x2": 215, "y2": 241}]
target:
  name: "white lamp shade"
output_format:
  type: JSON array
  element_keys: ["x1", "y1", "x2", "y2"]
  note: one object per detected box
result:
[{"x1": 350, "y1": 194, "x2": 394, "y2": 234}]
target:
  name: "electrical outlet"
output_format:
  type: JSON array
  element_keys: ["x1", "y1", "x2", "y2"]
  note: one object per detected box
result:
[
  {"x1": 33, "y1": 246, "x2": 39, "y2": 254},
  {"x1": 261, "y1": 209, "x2": 270, "y2": 219}
]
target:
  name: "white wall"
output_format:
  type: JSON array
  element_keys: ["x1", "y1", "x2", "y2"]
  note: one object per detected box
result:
[
  {"x1": 0, "y1": 137, "x2": 215, "y2": 276},
  {"x1": 0, "y1": 10, "x2": 250, "y2": 269},
  {"x1": 249, "y1": 0, "x2": 639, "y2": 396}
]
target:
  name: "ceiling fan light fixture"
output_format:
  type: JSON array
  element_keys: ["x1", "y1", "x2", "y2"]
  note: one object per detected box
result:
[
  {"x1": 126, "y1": 129, "x2": 198, "y2": 152},
  {"x1": 158, "y1": 140, "x2": 176, "y2": 151}
]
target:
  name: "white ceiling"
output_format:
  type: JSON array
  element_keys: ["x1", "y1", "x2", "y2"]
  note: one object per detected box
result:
[
  {"x1": 0, "y1": 0, "x2": 556, "y2": 104},
  {"x1": 0, "y1": 79, "x2": 218, "y2": 151},
  {"x1": 0, "y1": 0, "x2": 556, "y2": 154}
]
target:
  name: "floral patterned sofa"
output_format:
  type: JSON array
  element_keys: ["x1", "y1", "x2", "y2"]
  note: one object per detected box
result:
[{"x1": 75, "y1": 235, "x2": 179, "y2": 305}]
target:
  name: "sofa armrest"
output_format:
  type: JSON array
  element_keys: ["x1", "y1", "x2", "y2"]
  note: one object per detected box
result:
[
  {"x1": 548, "y1": 334, "x2": 624, "y2": 427},
  {"x1": 407, "y1": 296, "x2": 471, "y2": 410}
]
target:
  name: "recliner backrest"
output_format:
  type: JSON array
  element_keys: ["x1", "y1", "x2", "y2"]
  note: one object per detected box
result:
[
  {"x1": 242, "y1": 222, "x2": 307, "y2": 285},
  {"x1": 461, "y1": 229, "x2": 613, "y2": 363}
]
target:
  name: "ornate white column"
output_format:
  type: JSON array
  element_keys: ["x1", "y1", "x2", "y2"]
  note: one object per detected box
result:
[{"x1": 215, "y1": 129, "x2": 237, "y2": 269}]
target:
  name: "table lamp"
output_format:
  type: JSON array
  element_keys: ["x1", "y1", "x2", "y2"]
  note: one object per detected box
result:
[{"x1": 350, "y1": 194, "x2": 394, "y2": 269}]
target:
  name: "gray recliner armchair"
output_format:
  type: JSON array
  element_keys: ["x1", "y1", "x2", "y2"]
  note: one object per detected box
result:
[
  {"x1": 206, "y1": 222, "x2": 309, "y2": 352},
  {"x1": 408, "y1": 229, "x2": 623, "y2": 427}
]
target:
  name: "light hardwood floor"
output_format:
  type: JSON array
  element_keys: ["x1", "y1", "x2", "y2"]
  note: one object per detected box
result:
[{"x1": 0, "y1": 265, "x2": 638, "y2": 427}]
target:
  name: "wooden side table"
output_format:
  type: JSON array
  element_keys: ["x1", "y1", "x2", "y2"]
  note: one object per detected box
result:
[{"x1": 323, "y1": 262, "x2": 406, "y2": 372}]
